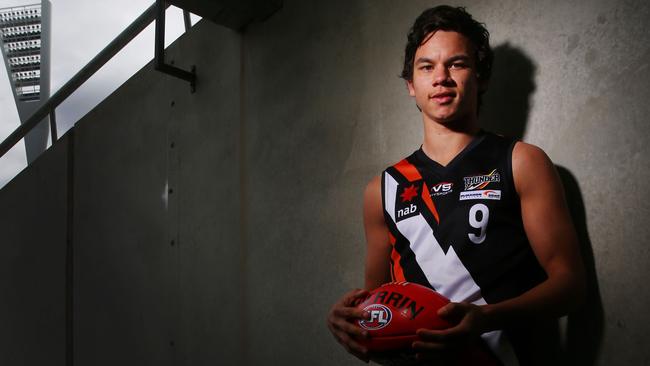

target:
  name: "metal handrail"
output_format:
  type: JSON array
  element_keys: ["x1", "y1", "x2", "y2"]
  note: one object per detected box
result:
[
  {"x1": 154, "y1": 0, "x2": 195, "y2": 92},
  {"x1": 0, "y1": 2, "x2": 169, "y2": 159}
]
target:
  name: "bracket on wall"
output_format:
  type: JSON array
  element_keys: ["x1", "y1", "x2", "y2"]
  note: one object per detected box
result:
[{"x1": 155, "y1": 0, "x2": 196, "y2": 93}]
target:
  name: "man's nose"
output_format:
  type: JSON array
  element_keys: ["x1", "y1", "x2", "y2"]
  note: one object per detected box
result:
[{"x1": 432, "y1": 66, "x2": 451, "y2": 86}]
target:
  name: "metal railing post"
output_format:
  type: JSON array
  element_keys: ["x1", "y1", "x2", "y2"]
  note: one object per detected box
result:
[
  {"x1": 183, "y1": 10, "x2": 191, "y2": 32},
  {"x1": 154, "y1": 0, "x2": 196, "y2": 92},
  {"x1": 49, "y1": 109, "x2": 57, "y2": 143}
]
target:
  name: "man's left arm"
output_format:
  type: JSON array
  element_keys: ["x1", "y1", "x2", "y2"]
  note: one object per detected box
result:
[{"x1": 413, "y1": 141, "x2": 586, "y2": 356}]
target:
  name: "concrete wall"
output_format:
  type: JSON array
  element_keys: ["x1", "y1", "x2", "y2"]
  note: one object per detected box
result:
[
  {"x1": 243, "y1": 0, "x2": 649, "y2": 365},
  {"x1": 0, "y1": 0, "x2": 649, "y2": 365},
  {"x1": 71, "y1": 19, "x2": 243, "y2": 366},
  {"x1": 244, "y1": 1, "x2": 650, "y2": 365},
  {"x1": 1, "y1": 19, "x2": 244, "y2": 366},
  {"x1": 0, "y1": 132, "x2": 68, "y2": 365}
]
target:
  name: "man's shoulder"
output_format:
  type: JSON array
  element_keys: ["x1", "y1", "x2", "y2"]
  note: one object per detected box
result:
[
  {"x1": 363, "y1": 175, "x2": 383, "y2": 211},
  {"x1": 382, "y1": 150, "x2": 420, "y2": 171},
  {"x1": 365, "y1": 175, "x2": 381, "y2": 191},
  {"x1": 512, "y1": 141, "x2": 552, "y2": 168},
  {"x1": 481, "y1": 130, "x2": 518, "y2": 149},
  {"x1": 511, "y1": 141, "x2": 557, "y2": 195},
  {"x1": 379, "y1": 147, "x2": 427, "y2": 183}
]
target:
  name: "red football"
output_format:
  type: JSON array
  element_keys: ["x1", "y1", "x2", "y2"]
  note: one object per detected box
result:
[{"x1": 356, "y1": 282, "x2": 452, "y2": 351}]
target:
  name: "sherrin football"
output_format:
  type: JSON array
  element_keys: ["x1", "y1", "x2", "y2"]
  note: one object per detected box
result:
[{"x1": 356, "y1": 282, "x2": 452, "y2": 351}]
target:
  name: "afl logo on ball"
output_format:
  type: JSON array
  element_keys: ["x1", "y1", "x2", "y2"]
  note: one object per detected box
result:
[{"x1": 359, "y1": 304, "x2": 392, "y2": 330}]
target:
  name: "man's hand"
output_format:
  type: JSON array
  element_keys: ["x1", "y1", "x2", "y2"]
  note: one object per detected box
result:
[
  {"x1": 327, "y1": 289, "x2": 372, "y2": 363},
  {"x1": 412, "y1": 302, "x2": 489, "y2": 362}
]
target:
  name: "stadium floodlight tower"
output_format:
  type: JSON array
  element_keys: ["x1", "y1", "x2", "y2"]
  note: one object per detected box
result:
[{"x1": 0, "y1": 0, "x2": 51, "y2": 164}]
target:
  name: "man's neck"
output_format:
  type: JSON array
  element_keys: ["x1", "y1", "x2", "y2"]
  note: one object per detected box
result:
[{"x1": 421, "y1": 115, "x2": 480, "y2": 167}]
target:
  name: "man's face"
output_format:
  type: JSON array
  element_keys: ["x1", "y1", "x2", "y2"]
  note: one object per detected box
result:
[{"x1": 407, "y1": 30, "x2": 480, "y2": 125}]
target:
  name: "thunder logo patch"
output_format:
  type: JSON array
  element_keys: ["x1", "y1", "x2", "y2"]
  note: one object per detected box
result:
[{"x1": 463, "y1": 169, "x2": 500, "y2": 190}]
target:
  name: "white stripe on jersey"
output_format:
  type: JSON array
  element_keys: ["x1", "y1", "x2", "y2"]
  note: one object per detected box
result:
[
  {"x1": 384, "y1": 171, "x2": 518, "y2": 366},
  {"x1": 385, "y1": 172, "x2": 481, "y2": 302}
]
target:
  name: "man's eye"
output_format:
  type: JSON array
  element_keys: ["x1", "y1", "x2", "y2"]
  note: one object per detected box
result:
[
  {"x1": 450, "y1": 63, "x2": 467, "y2": 69},
  {"x1": 420, "y1": 65, "x2": 433, "y2": 71}
]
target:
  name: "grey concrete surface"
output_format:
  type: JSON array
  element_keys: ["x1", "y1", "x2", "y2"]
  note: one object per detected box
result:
[
  {"x1": 72, "y1": 47, "x2": 176, "y2": 366},
  {"x1": 243, "y1": 1, "x2": 650, "y2": 365},
  {"x1": 0, "y1": 0, "x2": 649, "y2": 365},
  {"x1": 71, "y1": 20, "x2": 243, "y2": 366},
  {"x1": 0, "y1": 133, "x2": 68, "y2": 366},
  {"x1": 168, "y1": 0, "x2": 282, "y2": 30},
  {"x1": 165, "y1": 20, "x2": 245, "y2": 366}
]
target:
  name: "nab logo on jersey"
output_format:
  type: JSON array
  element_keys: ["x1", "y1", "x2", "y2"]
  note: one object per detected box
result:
[
  {"x1": 397, "y1": 203, "x2": 418, "y2": 220},
  {"x1": 431, "y1": 182, "x2": 453, "y2": 196},
  {"x1": 359, "y1": 304, "x2": 392, "y2": 330},
  {"x1": 395, "y1": 183, "x2": 421, "y2": 222}
]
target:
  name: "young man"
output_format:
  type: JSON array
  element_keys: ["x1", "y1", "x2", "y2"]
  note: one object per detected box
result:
[{"x1": 326, "y1": 6, "x2": 585, "y2": 365}]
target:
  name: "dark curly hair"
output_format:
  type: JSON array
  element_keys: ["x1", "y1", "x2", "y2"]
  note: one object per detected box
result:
[{"x1": 401, "y1": 5, "x2": 493, "y2": 92}]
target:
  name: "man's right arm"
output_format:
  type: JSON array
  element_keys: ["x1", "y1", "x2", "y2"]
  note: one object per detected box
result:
[
  {"x1": 363, "y1": 175, "x2": 393, "y2": 289},
  {"x1": 326, "y1": 175, "x2": 393, "y2": 362}
]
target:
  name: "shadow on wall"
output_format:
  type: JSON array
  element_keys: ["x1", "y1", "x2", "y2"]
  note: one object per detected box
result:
[
  {"x1": 479, "y1": 42, "x2": 536, "y2": 140},
  {"x1": 557, "y1": 166, "x2": 604, "y2": 365},
  {"x1": 480, "y1": 42, "x2": 604, "y2": 364}
]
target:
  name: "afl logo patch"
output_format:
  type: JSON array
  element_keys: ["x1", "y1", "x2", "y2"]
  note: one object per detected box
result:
[{"x1": 359, "y1": 304, "x2": 392, "y2": 330}]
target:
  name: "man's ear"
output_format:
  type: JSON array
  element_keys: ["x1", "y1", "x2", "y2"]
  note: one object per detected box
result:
[{"x1": 406, "y1": 80, "x2": 416, "y2": 97}]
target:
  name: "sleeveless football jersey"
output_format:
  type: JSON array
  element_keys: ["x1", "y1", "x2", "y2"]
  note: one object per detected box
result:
[{"x1": 381, "y1": 131, "x2": 547, "y2": 365}]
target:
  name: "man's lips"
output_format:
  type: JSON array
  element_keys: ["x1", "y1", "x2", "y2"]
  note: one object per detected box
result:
[{"x1": 430, "y1": 91, "x2": 455, "y2": 103}]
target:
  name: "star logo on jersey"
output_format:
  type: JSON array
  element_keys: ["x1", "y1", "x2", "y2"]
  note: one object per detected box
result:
[
  {"x1": 395, "y1": 183, "x2": 421, "y2": 222},
  {"x1": 400, "y1": 184, "x2": 419, "y2": 202}
]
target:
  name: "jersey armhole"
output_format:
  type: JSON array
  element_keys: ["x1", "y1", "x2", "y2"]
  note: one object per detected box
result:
[
  {"x1": 507, "y1": 139, "x2": 520, "y2": 200},
  {"x1": 380, "y1": 170, "x2": 389, "y2": 224}
]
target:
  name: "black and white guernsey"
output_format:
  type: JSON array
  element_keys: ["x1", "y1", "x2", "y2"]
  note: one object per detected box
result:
[{"x1": 381, "y1": 131, "x2": 547, "y2": 365}]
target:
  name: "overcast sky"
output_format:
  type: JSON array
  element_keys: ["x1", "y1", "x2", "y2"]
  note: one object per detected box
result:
[{"x1": 0, "y1": 0, "x2": 199, "y2": 188}]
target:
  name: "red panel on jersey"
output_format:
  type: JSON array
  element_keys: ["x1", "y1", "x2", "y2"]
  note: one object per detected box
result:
[
  {"x1": 393, "y1": 159, "x2": 422, "y2": 182},
  {"x1": 388, "y1": 233, "x2": 405, "y2": 282},
  {"x1": 421, "y1": 182, "x2": 440, "y2": 224}
]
